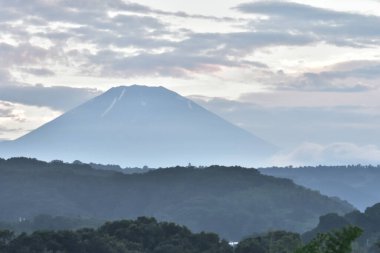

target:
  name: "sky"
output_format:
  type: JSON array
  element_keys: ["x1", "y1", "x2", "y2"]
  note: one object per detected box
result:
[{"x1": 1, "y1": 0, "x2": 380, "y2": 165}]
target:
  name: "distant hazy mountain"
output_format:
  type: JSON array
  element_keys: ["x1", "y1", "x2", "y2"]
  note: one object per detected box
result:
[
  {"x1": 0, "y1": 85, "x2": 275, "y2": 167},
  {"x1": 0, "y1": 158, "x2": 354, "y2": 240},
  {"x1": 260, "y1": 165, "x2": 380, "y2": 211}
]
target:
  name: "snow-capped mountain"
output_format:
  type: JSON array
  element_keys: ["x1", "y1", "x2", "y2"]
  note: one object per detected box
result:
[{"x1": 1, "y1": 85, "x2": 276, "y2": 166}]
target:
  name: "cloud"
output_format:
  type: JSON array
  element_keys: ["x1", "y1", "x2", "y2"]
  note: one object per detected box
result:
[
  {"x1": 0, "y1": 69, "x2": 100, "y2": 111},
  {"x1": 271, "y1": 142, "x2": 380, "y2": 166},
  {"x1": 0, "y1": 102, "x2": 15, "y2": 118},
  {"x1": 180, "y1": 31, "x2": 314, "y2": 55},
  {"x1": 0, "y1": 0, "x2": 316, "y2": 79},
  {"x1": 235, "y1": 1, "x2": 380, "y2": 47},
  {"x1": 0, "y1": 126, "x2": 22, "y2": 133},
  {"x1": 0, "y1": 100, "x2": 62, "y2": 140},
  {"x1": 61, "y1": 0, "x2": 241, "y2": 23},
  {"x1": 243, "y1": 60, "x2": 380, "y2": 92},
  {"x1": 0, "y1": 101, "x2": 26, "y2": 123},
  {"x1": 192, "y1": 95, "x2": 380, "y2": 149},
  {"x1": 0, "y1": 69, "x2": 13, "y2": 84},
  {"x1": 83, "y1": 31, "x2": 314, "y2": 78},
  {"x1": 239, "y1": 89, "x2": 380, "y2": 108},
  {"x1": 1, "y1": 0, "x2": 380, "y2": 83},
  {"x1": 88, "y1": 49, "x2": 237, "y2": 77},
  {"x1": 0, "y1": 84, "x2": 101, "y2": 111},
  {"x1": 293, "y1": 61, "x2": 380, "y2": 92},
  {"x1": 118, "y1": 2, "x2": 240, "y2": 22},
  {"x1": 21, "y1": 68, "x2": 55, "y2": 76},
  {"x1": 0, "y1": 1, "x2": 173, "y2": 64},
  {"x1": 0, "y1": 43, "x2": 52, "y2": 68}
]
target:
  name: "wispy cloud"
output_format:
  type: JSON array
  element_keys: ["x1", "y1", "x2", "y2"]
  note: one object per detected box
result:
[
  {"x1": 271, "y1": 142, "x2": 380, "y2": 166},
  {"x1": 0, "y1": 101, "x2": 26, "y2": 123},
  {"x1": 2, "y1": 0, "x2": 379, "y2": 82},
  {"x1": 235, "y1": 1, "x2": 380, "y2": 47},
  {"x1": 192, "y1": 95, "x2": 380, "y2": 148},
  {"x1": 20, "y1": 68, "x2": 55, "y2": 77},
  {"x1": 0, "y1": 100, "x2": 62, "y2": 140},
  {"x1": 0, "y1": 102, "x2": 15, "y2": 118},
  {"x1": 256, "y1": 60, "x2": 380, "y2": 92},
  {"x1": 0, "y1": 84, "x2": 100, "y2": 111},
  {"x1": 0, "y1": 43, "x2": 52, "y2": 68}
]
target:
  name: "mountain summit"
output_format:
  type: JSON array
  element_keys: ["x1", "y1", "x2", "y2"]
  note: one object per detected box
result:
[{"x1": 2, "y1": 85, "x2": 276, "y2": 166}]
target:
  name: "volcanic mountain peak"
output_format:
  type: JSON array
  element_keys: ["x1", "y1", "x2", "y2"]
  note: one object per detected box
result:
[{"x1": 2, "y1": 85, "x2": 276, "y2": 167}]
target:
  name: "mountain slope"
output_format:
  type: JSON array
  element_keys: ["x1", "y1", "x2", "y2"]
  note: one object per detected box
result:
[
  {"x1": 0, "y1": 158, "x2": 354, "y2": 240},
  {"x1": 260, "y1": 165, "x2": 380, "y2": 211},
  {"x1": 1, "y1": 85, "x2": 275, "y2": 167}
]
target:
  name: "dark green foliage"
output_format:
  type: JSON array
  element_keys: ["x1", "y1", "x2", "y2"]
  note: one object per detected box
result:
[
  {"x1": 303, "y1": 214, "x2": 351, "y2": 242},
  {"x1": 0, "y1": 157, "x2": 353, "y2": 240},
  {"x1": 0, "y1": 230, "x2": 14, "y2": 251},
  {"x1": 0, "y1": 217, "x2": 233, "y2": 253},
  {"x1": 89, "y1": 162, "x2": 151, "y2": 174},
  {"x1": 295, "y1": 226, "x2": 362, "y2": 253},
  {"x1": 235, "y1": 231, "x2": 302, "y2": 253},
  {"x1": 303, "y1": 202, "x2": 380, "y2": 252}
]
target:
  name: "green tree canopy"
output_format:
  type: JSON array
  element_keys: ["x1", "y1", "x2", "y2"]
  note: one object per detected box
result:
[{"x1": 295, "y1": 226, "x2": 362, "y2": 253}]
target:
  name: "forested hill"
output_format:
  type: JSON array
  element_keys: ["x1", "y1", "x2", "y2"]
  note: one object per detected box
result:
[
  {"x1": 260, "y1": 165, "x2": 380, "y2": 210},
  {"x1": 0, "y1": 158, "x2": 353, "y2": 240},
  {"x1": 0, "y1": 217, "x2": 233, "y2": 253},
  {"x1": 302, "y1": 203, "x2": 380, "y2": 252}
]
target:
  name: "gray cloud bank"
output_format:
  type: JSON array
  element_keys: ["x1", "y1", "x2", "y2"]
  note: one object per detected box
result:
[
  {"x1": 255, "y1": 60, "x2": 380, "y2": 92},
  {"x1": 193, "y1": 96, "x2": 380, "y2": 148},
  {"x1": 236, "y1": 1, "x2": 380, "y2": 47},
  {"x1": 2, "y1": 0, "x2": 380, "y2": 81},
  {"x1": 0, "y1": 84, "x2": 100, "y2": 111}
]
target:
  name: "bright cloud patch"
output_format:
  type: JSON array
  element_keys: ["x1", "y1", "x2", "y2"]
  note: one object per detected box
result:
[{"x1": 0, "y1": 101, "x2": 61, "y2": 140}]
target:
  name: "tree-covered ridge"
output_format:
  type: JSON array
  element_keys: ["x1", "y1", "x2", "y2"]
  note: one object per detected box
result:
[
  {"x1": 260, "y1": 165, "x2": 380, "y2": 210},
  {"x1": 0, "y1": 157, "x2": 353, "y2": 240},
  {"x1": 0, "y1": 218, "x2": 364, "y2": 253},
  {"x1": 296, "y1": 227, "x2": 363, "y2": 253},
  {"x1": 0, "y1": 217, "x2": 233, "y2": 253},
  {"x1": 236, "y1": 227, "x2": 363, "y2": 253},
  {"x1": 235, "y1": 231, "x2": 302, "y2": 253}
]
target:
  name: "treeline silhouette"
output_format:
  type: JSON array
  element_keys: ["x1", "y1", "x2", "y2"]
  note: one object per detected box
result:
[
  {"x1": 0, "y1": 217, "x2": 232, "y2": 253},
  {"x1": 0, "y1": 217, "x2": 365, "y2": 253}
]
